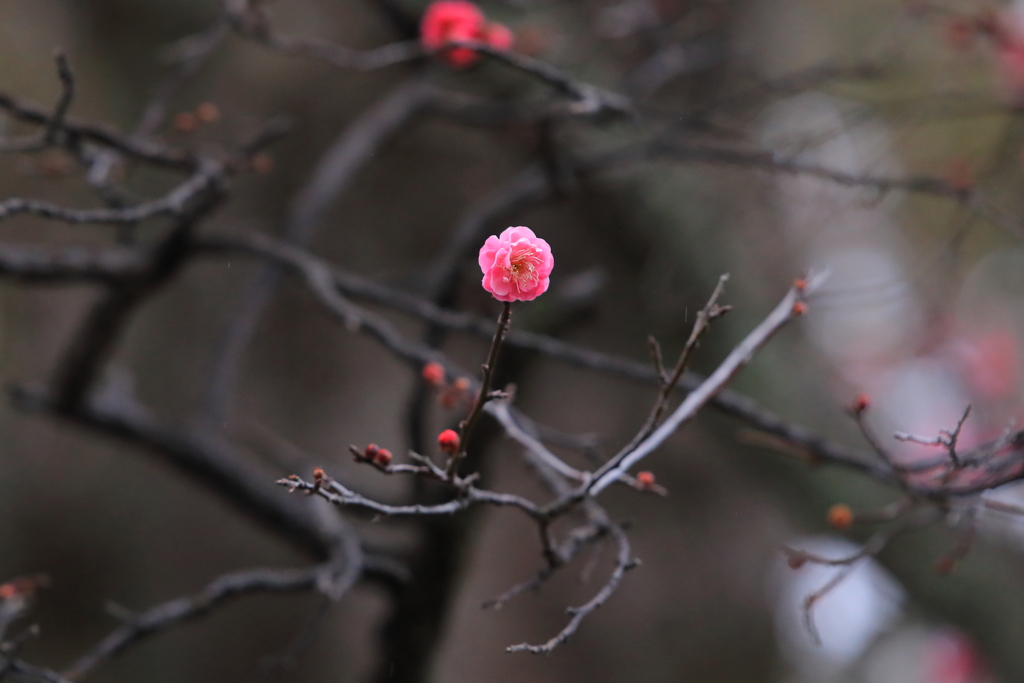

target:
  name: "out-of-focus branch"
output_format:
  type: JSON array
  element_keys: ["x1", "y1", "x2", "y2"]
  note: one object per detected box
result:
[
  {"x1": 0, "y1": 243, "x2": 147, "y2": 283},
  {"x1": 227, "y1": 1, "x2": 422, "y2": 70},
  {"x1": 0, "y1": 90, "x2": 194, "y2": 169},
  {"x1": 202, "y1": 77, "x2": 433, "y2": 425},
  {"x1": 0, "y1": 160, "x2": 225, "y2": 226},
  {"x1": 12, "y1": 387, "x2": 344, "y2": 558},
  {"x1": 44, "y1": 51, "x2": 75, "y2": 145},
  {"x1": 64, "y1": 562, "x2": 344, "y2": 681},
  {"x1": 442, "y1": 41, "x2": 633, "y2": 118},
  {"x1": 506, "y1": 523, "x2": 636, "y2": 654}
]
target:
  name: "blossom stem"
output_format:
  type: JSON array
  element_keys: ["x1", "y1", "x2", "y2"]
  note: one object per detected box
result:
[{"x1": 447, "y1": 300, "x2": 512, "y2": 477}]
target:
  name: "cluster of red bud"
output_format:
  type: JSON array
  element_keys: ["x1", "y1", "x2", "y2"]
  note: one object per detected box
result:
[
  {"x1": 422, "y1": 362, "x2": 473, "y2": 410},
  {"x1": 935, "y1": 7, "x2": 1001, "y2": 50},
  {"x1": 169, "y1": 101, "x2": 274, "y2": 174},
  {"x1": 0, "y1": 574, "x2": 50, "y2": 600},
  {"x1": 357, "y1": 443, "x2": 393, "y2": 467},
  {"x1": 791, "y1": 279, "x2": 809, "y2": 316},
  {"x1": 173, "y1": 102, "x2": 221, "y2": 133}
]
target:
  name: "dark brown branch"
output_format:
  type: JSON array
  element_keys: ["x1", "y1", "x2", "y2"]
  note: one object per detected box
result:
[
  {"x1": 0, "y1": 160, "x2": 225, "y2": 226},
  {"x1": 64, "y1": 562, "x2": 341, "y2": 681},
  {"x1": 44, "y1": 51, "x2": 75, "y2": 145},
  {"x1": 447, "y1": 301, "x2": 512, "y2": 477},
  {"x1": 0, "y1": 243, "x2": 146, "y2": 283},
  {"x1": 12, "y1": 387, "x2": 342, "y2": 558},
  {"x1": 506, "y1": 523, "x2": 636, "y2": 653},
  {"x1": 194, "y1": 232, "x2": 894, "y2": 486},
  {"x1": 228, "y1": 2, "x2": 422, "y2": 70},
  {"x1": 587, "y1": 275, "x2": 822, "y2": 495},
  {"x1": 615, "y1": 274, "x2": 730, "y2": 458},
  {"x1": 443, "y1": 41, "x2": 633, "y2": 118},
  {"x1": 482, "y1": 522, "x2": 609, "y2": 611},
  {"x1": 202, "y1": 77, "x2": 432, "y2": 425},
  {"x1": 0, "y1": 90, "x2": 194, "y2": 170}
]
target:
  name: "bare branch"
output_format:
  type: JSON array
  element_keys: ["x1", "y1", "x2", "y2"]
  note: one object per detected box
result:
[
  {"x1": 588, "y1": 273, "x2": 825, "y2": 495},
  {"x1": 228, "y1": 3, "x2": 422, "y2": 71},
  {"x1": 506, "y1": 523, "x2": 637, "y2": 654},
  {"x1": 64, "y1": 562, "x2": 344, "y2": 681},
  {"x1": 0, "y1": 160, "x2": 225, "y2": 226},
  {"x1": 44, "y1": 52, "x2": 75, "y2": 145}
]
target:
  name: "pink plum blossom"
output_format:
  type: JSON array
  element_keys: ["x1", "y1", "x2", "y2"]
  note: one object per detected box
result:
[
  {"x1": 988, "y1": 5, "x2": 1024, "y2": 102},
  {"x1": 420, "y1": 0, "x2": 515, "y2": 69},
  {"x1": 952, "y1": 327, "x2": 1021, "y2": 401},
  {"x1": 478, "y1": 226, "x2": 553, "y2": 302}
]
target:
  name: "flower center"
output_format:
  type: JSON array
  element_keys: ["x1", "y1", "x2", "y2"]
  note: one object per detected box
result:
[{"x1": 505, "y1": 246, "x2": 541, "y2": 291}]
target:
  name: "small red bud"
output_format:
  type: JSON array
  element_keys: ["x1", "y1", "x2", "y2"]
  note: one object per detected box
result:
[
  {"x1": 195, "y1": 102, "x2": 220, "y2": 123},
  {"x1": 851, "y1": 393, "x2": 871, "y2": 414},
  {"x1": 251, "y1": 153, "x2": 274, "y2": 174},
  {"x1": 827, "y1": 504, "x2": 854, "y2": 530},
  {"x1": 935, "y1": 556, "x2": 956, "y2": 576},
  {"x1": 636, "y1": 471, "x2": 656, "y2": 489},
  {"x1": 944, "y1": 157, "x2": 974, "y2": 191},
  {"x1": 440, "y1": 378, "x2": 471, "y2": 409},
  {"x1": 793, "y1": 278, "x2": 807, "y2": 291},
  {"x1": 374, "y1": 448, "x2": 393, "y2": 467},
  {"x1": 439, "y1": 389, "x2": 459, "y2": 409},
  {"x1": 437, "y1": 429, "x2": 460, "y2": 454},
  {"x1": 422, "y1": 362, "x2": 445, "y2": 386},
  {"x1": 943, "y1": 17, "x2": 975, "y2": 50},
  {"x1": 363, "y1": 443, "x2": 381, "y2": 460},
  {"x1": 792, "y1": 301, "x2": 808, "y2": 316},
  {"x1": 173, "y1": 111, "x2": 198, "y2": 133},
  {"x1": 787, "y1": 552, "x2": 808, "y2": 570}
]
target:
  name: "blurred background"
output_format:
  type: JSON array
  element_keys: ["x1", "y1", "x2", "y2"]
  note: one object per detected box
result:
[{"x1": 3, "y1": 0, "x2": 1024, "y2": 681}]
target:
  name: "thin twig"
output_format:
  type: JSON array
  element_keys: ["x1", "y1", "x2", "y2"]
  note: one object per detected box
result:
[
  {"x1": 447, "y1": 301, "x2": 512, "y2": 477},
  {"x1": 588, "y1": 273, "x2": 825, "y2": 495},
  {"x1": 507, "y1": 524, "x2": 637, "y2": 653}
]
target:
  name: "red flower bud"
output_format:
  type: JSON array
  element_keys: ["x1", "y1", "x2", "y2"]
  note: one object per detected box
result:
[
  {"x1": 787, "y1": 552, "x2": 808, "y2": 570},
  {"x1": 364, "y1": 443, "x2": 381, "y2": 460},
  {"x1": 374, "y1": 448, "x2": 393, "y2": 467},
  {"x1": 173, "y1": 111, "x2": 198, "y2": 133},
  {"x1": 792, "y1": 301, "x2": 808, "y2": 316},
  {"x1": 251, "y1": 153, "x2": 274, "y2": 174},
  {"x1": 636, "y1": 471, "x2": 656, "y2": 489},
  {"x1": 422, "y1": 362, "x2": 446, "y2": 386},
  {"x1": 827, "y1": 504, "x2": 854, "y2": 530},
  {"x1": 438, "y1": 429, "x2": 460, "y2": 454},
  {"x1": 195, "y1": 102, "x2": 220, "y2": 123},
  {"x1": 851, "y1": 393, "x2": 871, "y2": 414}
]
